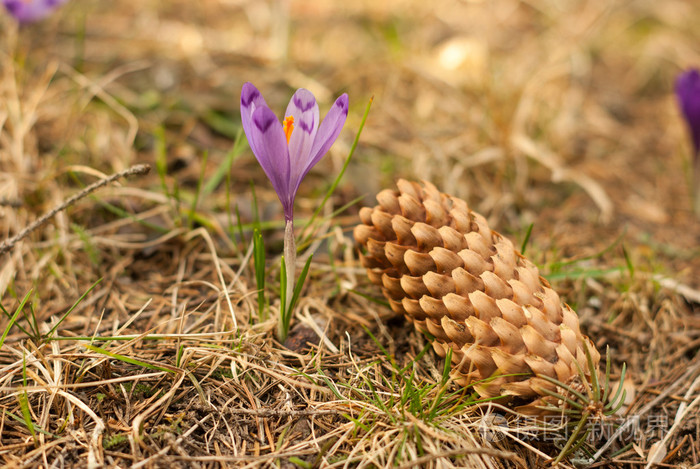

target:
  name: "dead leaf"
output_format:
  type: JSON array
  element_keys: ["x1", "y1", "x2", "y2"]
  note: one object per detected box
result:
[{"x1": 647, "y1": 440, "x2": 667, "y2": 465}]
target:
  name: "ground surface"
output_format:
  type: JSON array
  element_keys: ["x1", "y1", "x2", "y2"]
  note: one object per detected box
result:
[{"x1": 1, "y1": 1, "x2": 699, "y2": 468}]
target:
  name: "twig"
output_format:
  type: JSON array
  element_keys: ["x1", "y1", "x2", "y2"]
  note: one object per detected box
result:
[{"x1": 0, "y1": 164, "x2": 151, "y2": 255}]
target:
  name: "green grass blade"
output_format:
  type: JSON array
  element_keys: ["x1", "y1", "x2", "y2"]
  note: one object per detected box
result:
[
  {"x1": 5, "y1": 409, "x2": 55, "y2": 437},
  {"x1": 27, "y1": 303, "x2": 40, "y2": 340},
  {"x1": 0, "y1": 304, "x2": 32, "y2": 339},
  {"x1": 300, "y1": 96, "x2": 373, "y2": 240},
  {"x1": 279, "y1": 255, "x2": 288, "y2": 342},
  {"x1": 537, "y1": 374, "x2": 588, "y2": 405},
  {"x1": 70, "y1": 223, "x2": 100, "y2": 265},
  {"x1": 362, "y1": 325, "x2": 396, "y2": 369},
  {"x1": 548, "y1": 228, "x2": 627, "y2": 270},
  {"x1": 202, "y1": 127, "x2": 245, "y2": 197},
  {"x1": 253, "y1": 228, "x2": 266, "y2": 320},
  {"x1": 92, "y1": 198, "x2": 170, "y2": 234},
  {"x1": 234, "y1": 203, "x2": 245, "y2": 246},
  {"x1": 400, "y1": 365, "x2": 416, "y2": 407},
  {"x1": 621, "y1": 244, "x2": 635, "y2": 279},
  {"x1": 327, "y1": 194, "x2": 365, "y2": 220},
  {"x1": 583, "y1": 341, "x2": 600, "y2": 402},
  {"x1": 0, "y1": 290, "x2": 32, "y2": 349},
  {"x1": 18, "y1": 391, "x2": 37, "y2": 444},
  {"x1": 318, "y1": 374, "x2": 345, "y2": 400},
  {"x1": 154, "y1": 126, "x2": 169, "y2": 198},
  {"x1": 605, "y1": 362, "x2": 627, "y2": 412},
  {"x1": 552, "y1": 412, "x2": 590, "y2": 465},
  {"x1": 441, "y1": 347, "x2": 453, "y2": 385},
  {"x1": 250, "y1": 181, "x2": 260, "y2": 229},
  {"x1": 20, "y1": 351, "x2": 37, "y2": 444},
  {"x1": 202, "y1": 110, "x2": 240, "y2": 139},
  {"x1": 83, "y1": 344, "x2": 175, "y2": 373},
  {"x1": 537, "y1": 386, "x2": 585, "y2": 410},
  {"x1": 226, "y1": 171, "x2": 236, "y2": 246},
  {"x1": 171, "y1": 178, "x2": 183, "y2": 226},
  {"x1": 349, "y1": 289, "x2": 390, "y2": 308},
  {"x1": 287, "y1": 457, "x2": 311, "y2": 469},
  {"x1": 520, "y1": 223, "x2": 534, "y2": 255},
  {"x1": 413, "y1": 423, "x2": 424, "y2": 457},
  {"x1": 607, "y1": 389, "x2": 627, "y2": 415},
  {"x1": 281, "y1": 255, "x2": 313, "y2": 338},
  {"x1": 602, "y1": 346, "x2": 612, "y2": 404},
  {"x1": 400, "y1": 341, "x2": 433, "y2": 375},
  {"x1": 570, "y1": 348, "x2": 593, "y2": 400},
  {"x1": 290, "y1": 255, "x2": 313, "y2": 310},
  {"x1": 46, "y1": 279, "x2": 102, "y2": 338},
  {"x1": 342, "y1": 412, "x2": 371, "y2": 433},
  {"x1": 176, "y1": 345, "x2": 184, "y2": 368},
  {"x1": 296, "y1": 195, "x2": 365, "y2": 252},
  {"x1": 186, "y1": 150, "x2": 208, "y2": 228},
  {"x1": 545, "y1": 267, "x2": 622, "y2": 282}
]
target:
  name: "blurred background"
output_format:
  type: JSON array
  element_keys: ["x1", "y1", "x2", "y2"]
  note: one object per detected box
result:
[{"x1": 2, "y1": 0, "x2": 698, "y2": 265}]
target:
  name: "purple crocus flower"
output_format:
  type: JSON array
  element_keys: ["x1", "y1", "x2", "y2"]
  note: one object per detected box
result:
[
  {"x1": 676, "y1": 68, "x2": 700, "y2": 159},
  {"x1": 241, "y1": 82, "x2": 348, "y2": 341},
  {"x1": 240, "y1": 82, "x2": 349, "y2": 222},
  {"x1": 3, "y1": 0, "x2": 67, "y2": 23}
]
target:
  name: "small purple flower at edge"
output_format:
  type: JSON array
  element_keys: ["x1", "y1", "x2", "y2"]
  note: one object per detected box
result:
[
  {"x1": 3, "y1": 0, "x2": 67, "y2": 23},
  {"x1": 676, "y1": 68, "x2": 700, "y2": 160},
  {"x1": 240, "y1": 82, "x2": 349, "y2": 222}
]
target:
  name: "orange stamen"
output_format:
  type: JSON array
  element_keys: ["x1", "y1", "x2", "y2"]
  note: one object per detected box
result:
[{"x1": 283, "y1": 116, "x2": 295, "y2": 144}]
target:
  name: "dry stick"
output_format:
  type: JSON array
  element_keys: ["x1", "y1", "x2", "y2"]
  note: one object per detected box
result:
[{"x1": 0, "y1": 164, "x2": 151, "y2": 255}]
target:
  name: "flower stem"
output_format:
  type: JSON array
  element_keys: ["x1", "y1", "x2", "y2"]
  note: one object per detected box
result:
[{"x1": 283, "y1": 218, "x2": 296, "y2": 324}]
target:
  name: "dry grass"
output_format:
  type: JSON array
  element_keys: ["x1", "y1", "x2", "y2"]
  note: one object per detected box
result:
[{"x1": 1, "y1": 0, "x2": 699, "y2": 467}]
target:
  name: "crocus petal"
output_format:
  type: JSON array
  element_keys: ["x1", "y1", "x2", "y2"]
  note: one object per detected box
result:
[
  {"x1": 300, "y1": 93, "x2": 349, "y2": 184},
  {"x1": 285, "y1": 89, "x2": 320, "y2": 191},
  {"x1": 249, "y1": 106, "x2": 293, "y2": 217},
  {"x1": 240, "y1": 82, "x2": 268, "y2": 147},
  {"x1": 676, "y1": 69, "x2": 700, "y2": 158},
  {"x1": 3, "y1": 0, "x2": 67, "y2": 23}
]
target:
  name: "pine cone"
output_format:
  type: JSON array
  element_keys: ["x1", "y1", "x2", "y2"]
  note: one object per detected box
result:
[{"x1": 354, "y1": 180, "x2": 600, "y2": 412}]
